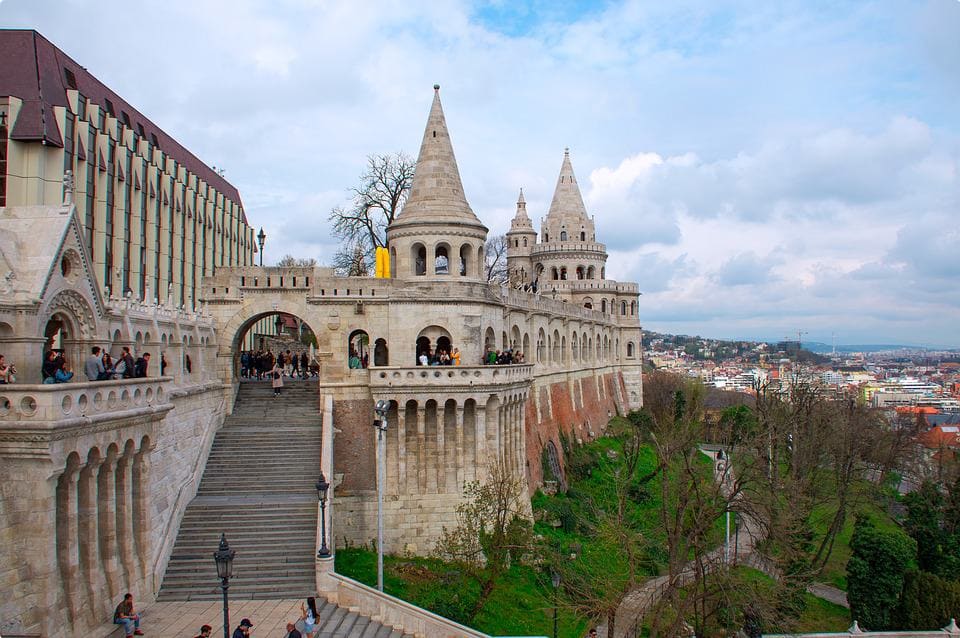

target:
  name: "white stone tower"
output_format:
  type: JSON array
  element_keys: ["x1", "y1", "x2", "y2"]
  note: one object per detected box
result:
[
  {"x1": 386, "y1": 85, "x2": 489, "y2": 280},
  {"x1": 534, "y1": 149, "x2": 608, "y2": 286},
  {"x1": 505, "y1": 189, "x2": 538, "y2": 286}
]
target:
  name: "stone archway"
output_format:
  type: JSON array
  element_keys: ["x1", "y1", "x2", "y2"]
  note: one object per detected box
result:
[
  {"x1": 40, "y1": 289, "x2": 98, "y2": 377},
  {"x1": 226, "y1": 309, "x2": 319, "y2": 382}
]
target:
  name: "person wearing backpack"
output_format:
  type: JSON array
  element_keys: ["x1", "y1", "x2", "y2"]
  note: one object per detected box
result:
[
  {"x1": 120, "y1": 346, "x2": 136, "y2": 379},
  {"x1": 134, "y1": 353, "x2": 151, "y2": 378}
]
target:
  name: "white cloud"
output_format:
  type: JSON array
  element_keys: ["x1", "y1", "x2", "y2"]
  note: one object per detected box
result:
[{"x1": 2, "y1": 0, "x2": 958, "y2": 344}]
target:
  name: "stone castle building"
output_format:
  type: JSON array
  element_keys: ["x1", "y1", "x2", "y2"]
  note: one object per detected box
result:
[{"x1": 0, "y1": 35, "x2": 643, "y2": 637}]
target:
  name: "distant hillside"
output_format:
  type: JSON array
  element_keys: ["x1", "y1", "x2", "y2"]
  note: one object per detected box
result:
[{"x1": 804, "y1": 342, "x2": 955, "y2": 354}]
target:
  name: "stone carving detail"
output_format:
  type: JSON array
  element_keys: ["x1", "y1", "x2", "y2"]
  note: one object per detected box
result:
[{"x1": 44, "y1": 289, "x2": 97, "y2": 339}]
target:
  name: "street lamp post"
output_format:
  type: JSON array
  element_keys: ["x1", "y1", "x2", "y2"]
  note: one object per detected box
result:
[
  {"x1": 551, "y1": 569, "x2": 561, "y2": 638},
  {"x1": 316, "y1": 472, "x2": 331, "y2": 558},
  {"x1": 373, "y1": 399, "x2": 389, "y2": 591},
  {"x1": 213, "y1": 533, "x2": 235, "y2": 638},
  {"x1": 257, "y1": 227, "x2": 266, "y2": 267}
]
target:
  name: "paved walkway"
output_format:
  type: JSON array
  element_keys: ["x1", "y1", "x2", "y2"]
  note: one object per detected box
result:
[{"x1": 92, "y1": 597, "x2": 409, "y2": 638}]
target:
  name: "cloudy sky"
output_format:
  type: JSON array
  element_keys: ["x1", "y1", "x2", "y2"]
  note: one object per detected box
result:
[{"x1": 3, "y1": 0, "x2": 958, "y2": 347}]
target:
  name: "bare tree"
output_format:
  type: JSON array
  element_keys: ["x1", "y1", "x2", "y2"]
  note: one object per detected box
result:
[
  {"x1": 485, "y1": 234, "x2": 509, "y2": 283},
  {"x1": 328, "y1": 152, "x2": 415, "y2": 272},
  {"x1": 434, "y1": 462, "x2": 534, "y2": 622},
  {"x1": 276, "y1": 255, "x2": 317, "y2": 268}
]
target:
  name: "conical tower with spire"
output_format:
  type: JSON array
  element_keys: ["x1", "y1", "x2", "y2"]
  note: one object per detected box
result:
[
  {"x1": 517, "y1": 148, "x2": 607, "y2": 290},
  {"x1": 386, "y1": 85, "x2": 488, "y2": 280},
  {"x1": 506, "y1": 189, "x2": 538, "y2": 287}
]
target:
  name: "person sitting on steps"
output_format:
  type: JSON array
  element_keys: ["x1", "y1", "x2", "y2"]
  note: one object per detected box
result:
[{"x1": 113, "y1": 592, "x2": 143, "y2": 637}]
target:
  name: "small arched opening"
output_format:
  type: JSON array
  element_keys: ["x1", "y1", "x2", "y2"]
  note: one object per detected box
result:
[
  {"x1": 560, "y1": 230, "x2": 568, "y2": 241},
  {"x1": 627, "y1": 342, "x2": 635, "y2": 358},
  {"x1": 412, "y1": 243, "x2": 426, "y2": 276},
  {"x1": 551, "y1": 267, "x2": 559, "y2": 280},
  {"x1": 559, "y1": 267, "x2": 567, "y2": 280},
  {"x1": 374, "y1": 338, "x2": 389, "y2": 366},
  {"x1": 434, "y1": 244, "x2": 450, "y2": 275},
  {"x1": 576, "y1": 266, "x2": 585, "y2": 280},
  {"x1": 483, "y1": 327, "x2": 496, "y2": 355},
  {"x1": 348, "y1": 330, "x2": 369, "y2": 369},
  {"x1": 587, "y1": 265, "x2": 595, "y2": 279},
  {"x1": 601, "y1": 299, "x2": 607, "y2": 313},
  {"x1": 571, "y1": 333, "x2": 579, "y2": 362},
  {"x1": 416, "y1": 325, "x2": 452, "y2": 365},
  {"x1": 459, "y1": 244, "x2": 471, "y2": 276},
  {"x1": 621, "y1": 301, "x2": 627, "y2": 315},
  {"x1": 232, "y1": 311, "x2": 317, "y2": 380}
]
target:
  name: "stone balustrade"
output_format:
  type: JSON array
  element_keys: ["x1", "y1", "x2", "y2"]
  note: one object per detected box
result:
[
  {"x1": 0, "y1": 377, "x2": 172, "y2": 424},
  {"x1": 369, "y1": 364, "x2": 533, "y2": 391}
]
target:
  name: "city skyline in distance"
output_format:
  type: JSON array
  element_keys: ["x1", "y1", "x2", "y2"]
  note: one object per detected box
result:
[{"x1": 2, "y1": 0, "x2": 957, "y2": 346}]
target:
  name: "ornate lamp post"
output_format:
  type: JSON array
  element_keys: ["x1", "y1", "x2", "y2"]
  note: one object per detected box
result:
[
  {"x1": 373, "y1": 399, "x2": 389, "y2": 591},
  {"x1": 213, "y1": 533, "x2": 235, "y2": 638},
  {"x1": 316, "y1": 472, "x2": 331, "y2": 558},
  {"x1": 257, "y1": 227, "x2": 266, "y2": 267}
]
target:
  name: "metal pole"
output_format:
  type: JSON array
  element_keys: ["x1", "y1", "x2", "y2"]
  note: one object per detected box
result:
[
  {"x1": 318, "y1": 499, "x2": 329, "y2": 557},
  {"x1": 221, "y1": 579, "x2": 230, "y2": 638},
  {"x1": 725, "y1": 510, "x2": 731, "y2": 564},
  {"x1": 377, "y1": 417, "x2": 386, "y2": 591}
]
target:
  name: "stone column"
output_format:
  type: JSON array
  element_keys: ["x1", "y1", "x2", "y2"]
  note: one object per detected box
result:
[
  {"x1": 397, "y1": 406, "x2": 407, "y2": 496},
  {"x1": 517, "y1": 397, "x2": 527, "y2": 483},
  {"x1": 62, "y1": 338, "x2": 86, "y2": 382},
  {"x1": 115, "y1": 450, "x2": 136, "y2": 590},
  {"x1": 97, "y1": 451, "x2": 120, "y2": 602},
  {"x1": 435, "y1": 403, "x2": 445, "y2": 493},
  {"x1": 416, "y1": 406, "x2": 427, "y2": 495},
  {"x1": 56, "y1": 464, "x2": 81, "y2": 625},
  {"x1": 132, "y1": 445, "x2": 152, "y2": 589},
  {"x1": 77, "y1": 453, "x2": 107, "y2": 622},
  {"x1": 474, "y1": 405, "x2": 487, "y2": 481},
  {"x1": 455, "y1": 406, "x2": 465, "y2": 490}
]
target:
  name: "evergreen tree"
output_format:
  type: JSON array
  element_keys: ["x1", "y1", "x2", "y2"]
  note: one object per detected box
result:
[{"x1": 846, "y1": 516, "x2": 916, "y2": 631}]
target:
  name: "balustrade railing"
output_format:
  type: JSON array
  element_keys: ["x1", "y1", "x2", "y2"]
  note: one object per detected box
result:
[{"x1": 0, "y1": 377, "x2": 172, "y2": 423}]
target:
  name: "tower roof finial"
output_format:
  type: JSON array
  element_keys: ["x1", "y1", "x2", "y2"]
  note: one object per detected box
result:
[{"x1": 392, "y1": 85, "x2": 483, "y2": 229}]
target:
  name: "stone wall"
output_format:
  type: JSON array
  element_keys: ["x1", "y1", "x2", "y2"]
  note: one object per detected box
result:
[{"x1": 0, "y1": 378, "x2": 228, "y2": 638}]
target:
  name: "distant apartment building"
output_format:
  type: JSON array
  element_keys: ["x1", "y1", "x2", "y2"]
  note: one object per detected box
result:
[{"x1": 0, "y1": 30, "x2": 256, "y2": 308}]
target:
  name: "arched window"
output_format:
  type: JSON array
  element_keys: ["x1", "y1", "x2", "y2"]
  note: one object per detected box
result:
[
  {"x1": 586, "y1": 266, "x2": 595, "y2": 279},
  {"x1": 484, "y1": 327, "x2": 496, "y2": 354},
  {"x1": 544, "y1": 233, "x2": 549, "y2": 242},
  {"x1": 413, "y1": 243, "x2": 426, "y2": 276},
  {"x1": 560, "y1": 267, "x2": 567, "y2": 280},
  {"x1": 576, "y1": 266, "x2": 585, "y2": 280},
  {"x1": 601, "y1": 267, "x2": 606, "y2": 279},
  {"x1": 630, "y1": 300, "x2": 636, "y2": 315},
  {"x1": 627, "y1": 342, "x2": 635, "y2": 358},
  {"x1": 581, "y1": 332, "x2": 588, "y2": 361},
  {"x1": 580, "y1": 231, "x2": 585, "y2": 241},
  {"x1": 374, "y1": 338, "x2": 389, "y2": 366},
  {"x1": 601, "y1": 299, "x2": 607, "y2": 313},
  {"x1": 537, "y1": 328, "x2": 546, "y2": 363},
  {"x1": 621, "y1": 301, "x2": 627, "y2": 315},
  {"x1": 459, "y1": 244, "x2": 470, "y2": 277},
  {"x1": 552, "y1": 329, "x2": 561, "y2": 364},
  {"x1": 572, "y1": 333, "x2": 579, "y2": 362},
  {"x1": 560, "y1": 230, "x2": 568, "y2": 241},
  {"x1": 523, "y1": 333, "x2": 530, "y2": 359},
  {"x1": 348, "y1": 330, "x2": 369, "y2": 369},
  {"x1": 514, "y1": 239, "x2": 519, "y2": 248},
  {"x1": 417, "y1": 325, "x2": 453, "y2": 365},
  {"x1": 435, "y1": 245, "x2": 449, "y2": 275},
  {"x1": 551, "y1": 267, "x2": 559, "y2": 280},
  {"x1": 523, "y1": 237, "x2": 527, "y2": 247}
]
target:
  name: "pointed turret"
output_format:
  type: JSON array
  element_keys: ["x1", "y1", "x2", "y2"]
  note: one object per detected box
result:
[
  {"x1": 507, "y1": 188, "x2": 538, "y2": 285},
  {"x1": 546, "y1": 148, "x2": 589, "y2": 222},
  {"x1": 386, "y1": 86, "x2": 488, "y2": 280},
  {"x1": 392, "y1": 85, "x2": 484, "y2": 228},
  {"x1": 510, "y1": 188, "x2": 533, "y2": 231}
]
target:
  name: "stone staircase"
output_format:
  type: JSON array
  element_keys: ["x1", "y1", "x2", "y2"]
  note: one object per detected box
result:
[{"x1": 158, "y1": 380, "x2": 323, "y2": 601}]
